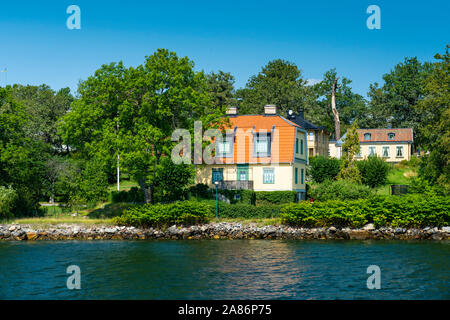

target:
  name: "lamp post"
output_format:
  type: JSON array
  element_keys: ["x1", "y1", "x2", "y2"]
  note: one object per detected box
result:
[{"x1": 214, "y1": 181, "x2": 219, "y2": 219}]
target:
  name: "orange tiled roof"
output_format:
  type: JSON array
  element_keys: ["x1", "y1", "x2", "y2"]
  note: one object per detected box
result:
[
  {"x1": 358, "y1": 128, "x2": 413, "y2": 143},
  {"x1": 218, "y1": 115, "x2": 302, "y2": 164}
]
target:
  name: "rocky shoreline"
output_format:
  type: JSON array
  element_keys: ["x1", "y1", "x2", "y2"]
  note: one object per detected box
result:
[{"x1": 1, "y1": 223, "x2": 449, "y2": 241}]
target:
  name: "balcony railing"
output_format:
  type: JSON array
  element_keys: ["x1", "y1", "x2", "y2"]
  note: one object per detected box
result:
[{"x1": 217, "y1": 180, "x2": 254, "y2": 190}]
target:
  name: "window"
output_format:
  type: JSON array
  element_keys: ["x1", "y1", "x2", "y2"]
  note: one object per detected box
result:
[
  {"x1": 263, "y1": 168, "x2": 274, "y2": 184},
  {"x1": 301, "y1": 168, "x2": 304, "y2": 184},
  {"x1": 369, "y1": 146, "x2": 376, "y2": 156},
  {"x1": 388, "y1": 133, "x2": 395, "y2": 140},
  {"x1": 364, "y1": 133, "x2": 372, "y2": 141},
  {"x1": 295, "y1": 138, "x2": 299, "y2": 153},
  {"x1": 300, "y1": 139, "x2": 304, "y2": 155},
  {"x1": 253, "y1": 134, "x2": 271, "y2": 157},
  {"x1": 382, "y1": 146, "x2": 390, "y2": 157},
  {"x1": 396, "y1": 146, "x2": 404, "y2": 157},
  {"x1": 217, "y1": 139, "x2": 232, "y2": 157},
  {"x1": 212, "y1": 168, "x2": 223, "y2": 183},
  {"x1": 355, "y1": 150, "x2": 362, "y2": 157},
  {"x1": 295, "y1": 168, "x2": 298, "y2": 184}
]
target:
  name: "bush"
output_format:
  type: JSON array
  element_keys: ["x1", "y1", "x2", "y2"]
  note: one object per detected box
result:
[
  {"x1": 308, "y1": 156, "x2": 341, "y2": 183},
  {"x1": 114, "y1": 201, "x2": 212, "y2": 227},
  {"x1": 111, "y1": 187, "x2": 144, "y2": 203},
  {"x1": 255, "y1": 191, "x2": 297, "y2": 206},
  {"x1": 309, "y1": 180, "x2": 374, "y2": 201},
  {"x1": 0, "y1": 186, "x2": 17, "y2": 219},
  {"x1": 356, "y1": 156, "x2": 390, "y2": 188},
  {"x1": 217, "y1": 203, "x2": 282, "y2": 219},
  {"x1": 188, "y1": 183, "x2": 212, "y2": 199},
  {"x1": 281, "y1": 195, "x2": 450, "y2": 228},
  {"x1": 217, "y1": 189, "x2": 255, "y2": 205}
]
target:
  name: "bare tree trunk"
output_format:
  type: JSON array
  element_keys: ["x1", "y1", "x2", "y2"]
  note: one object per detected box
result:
[{"x1": 331, "y1": 77, "x2": 341, "y2": 140}]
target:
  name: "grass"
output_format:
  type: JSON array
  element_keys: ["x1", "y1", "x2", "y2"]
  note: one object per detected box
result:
[
  {"x1": 5, "y1": 217, "x2": 114, "y2": 226},
  {"x1": 108, "y1": 177, "x2": 139, "y2": 192},
  {"x1": 376, "y1": 165, "x2": 418, "y2": 195}
]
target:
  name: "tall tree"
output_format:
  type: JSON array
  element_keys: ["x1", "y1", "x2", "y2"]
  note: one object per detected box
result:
[
  {"x1": 236, "y1": 59, "x2": 308, "y2": 114},
  {"x1": 312, "y1": 69, "x2": 367, "y2": 137},
  {"x1": 366, "y1": 57, "x2": 432, "y2": 145},
  {"x1": 414, "y1": 45, "x2": 450, "y2": 190},
  {"x1": 60, "y1": 49, "x2": 225, "y2": 203},
  {"x1": 206, "y1": 71, "x2": 236, "y2": 111}
]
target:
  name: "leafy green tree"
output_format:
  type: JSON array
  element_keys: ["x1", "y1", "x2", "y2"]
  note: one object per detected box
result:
[
  {"x1": 311, "y1": 69, "x2": 368, "y2": 136},
  {"x1": 356, "y1": 156, "x2": 390, "y2": 188},
  {"x1": 11, "y1": 84, "x2": 73, "y2": 152},
  {"x1": 60, "y1": 49, "x2": 225, "y2": 203},
  {"x1": 415, "y1": 45, "x2": 450, "y2": 191},
  {"x1": 206, "y1": 71, "x2": 236, "y2": 111},
  {"x1": 308, "y1": 156, "x2": 341, "y2": 183},
  {"x1": 0, "y1": 87, "x2": 47, "y2": 214},
  {"x1": 236, "y1": 59, "x2": 308, "y2": 114},
  {"x1": 155, "y1": 157, "x2": 194, "y2": 202},
  {"x1": 337, "y1": 121, "x2": 362, "y2": 183},
  {"x1": 367, "y1": 57, "x2": 431, "y2": 145}
]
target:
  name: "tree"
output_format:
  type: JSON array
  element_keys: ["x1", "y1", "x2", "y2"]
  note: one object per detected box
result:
[
  {"x1": 312, "y1": 69, "x2": 367, "y2": 137},
  {"x1": 337, "y1": 121, "x2": 362, "y2": 183},
  {"x1": 308, "y1": 156, "x2": 341, "y2": 183},
  {"x1": 236, "y1": 59, "x2": 308, "y2": 114},
  {"x1": 206, "y1": 71, "x2": 236, "y2": 111},
  {"x1": 11, "y1": 84, "x2": 73, "y2": 152},
  {"x1": 0, "y1": 87, "x2": 47, "y2": 214},
  {"x1": 60, "y1": 49, "x2": 225, "y2": 203},
  {"x1": 155, "y1": 157, "x2": 195, "y2": 202},
  {"x1": 366, "y1": 57, "x2": 431, "y2": 145},
  {"x1": 356, "y1": 156, "x2": 390, "y2": 188},
  {"x1": 415, "y1": 45, "x2": 450, "y2": 191}
]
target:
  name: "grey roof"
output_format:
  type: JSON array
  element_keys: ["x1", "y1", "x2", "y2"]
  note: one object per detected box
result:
[{"x1": 289, "y1": 115, "x2": 328, "y2": 132}]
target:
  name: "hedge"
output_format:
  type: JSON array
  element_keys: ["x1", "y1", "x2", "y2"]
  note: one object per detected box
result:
[
  {"x1": 255, "y1": 191, "x2": 297, "y2": 206},
  {"x1": 309, "y1": 180, "x2": 374, "y2": 201},
  {"x1": 217, "y1": 203, "x2": 282, "y2": 219},
  {"x1": 114, "y1": 201, "x2": 212, "y2": 227},
  {"x1": 281, "y1": 195, "x2": 450, "y2": 228},
  {"x1": 111, "y1": 187, "x2": 144, "y2": 203}
]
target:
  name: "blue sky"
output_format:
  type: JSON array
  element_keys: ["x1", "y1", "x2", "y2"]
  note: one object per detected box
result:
[{"x1": 0, "y1": 0, "x2": 448, "y2": 97}]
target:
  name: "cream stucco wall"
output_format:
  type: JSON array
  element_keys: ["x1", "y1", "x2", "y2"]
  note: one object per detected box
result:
[
  {"x1": 328, "y1": 142, "x2": 342, "y2": 159},
  {"x1": 196, "y1": 163, "x2": 307, "y2": 191},
  {"x1": 355, "y1": 143, "x2": 412, "y2": 162}
]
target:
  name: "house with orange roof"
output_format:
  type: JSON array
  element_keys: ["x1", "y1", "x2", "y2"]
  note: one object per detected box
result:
[
  {"x1": 196, "y1": 105, "x2": 308, "y2": 200},
  {"x1": 329, "y1": 128, "x2": 414, "y2": 162}
]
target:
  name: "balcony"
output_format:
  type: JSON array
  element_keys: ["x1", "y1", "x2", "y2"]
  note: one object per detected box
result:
[{"x1": 217, "y1": 180, "x2": 254, "y2": 190}]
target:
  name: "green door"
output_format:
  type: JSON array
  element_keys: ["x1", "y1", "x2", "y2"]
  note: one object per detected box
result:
[{"x1": 237, "y1": 164, "x2": 249, "y2": 181}]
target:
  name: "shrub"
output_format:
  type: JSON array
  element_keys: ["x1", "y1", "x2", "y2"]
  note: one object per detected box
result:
[
  {"x1": 309, "y1": 180, "x2": 374, "y2": 201},
  {"x1": 356, "y1": 156, "x2": 390, "y2": 188},
  {"x1": 0, "y1": 186, "x2": 17, "y2": 219},
  {"x1": 114, "y1": 201, "x2": 212, "y2": 227},
  {"x1": 188, "y1": 183, "x2": 212, "y2": 199},
  {"x1": 217, "y1": 189, "x2": 255, "y2": 205},
  {"x1": 255, "y1": 191, "x2": 297, "y2": 206},
  {"x1": 308, "y1": 156, "x2": 341, "y2": 183},
  {"x1": 281, "y1": 195, "x2": 450, "y2": 228},
  {"x1": 111, "y1": 187, "x2": 144, "y2": 203},
  {"x1": 217, "y1": 203, "x2": 282, "y2": 219}
]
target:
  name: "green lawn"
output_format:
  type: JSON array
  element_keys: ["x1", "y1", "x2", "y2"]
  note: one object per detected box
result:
[{"x1": 376, "y1": 166, "x2": 418, "y2": 195}]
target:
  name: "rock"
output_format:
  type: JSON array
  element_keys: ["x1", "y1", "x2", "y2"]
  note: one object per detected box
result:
[
  {"x1": 26, "y1": 232, "x2": 37, "y2": 241},
  {"x1": 8, "y1": 225, "x2": 16, "y2": 231},
  {"x1": 328, "y1": 226, "x2": 337, "y2": 233},
  {"x1": 441, "y1": 226, "x2": 450, "y2": 233},
  {"x1": 362, "y1": 223, "x2": 375, "y2": 231}
]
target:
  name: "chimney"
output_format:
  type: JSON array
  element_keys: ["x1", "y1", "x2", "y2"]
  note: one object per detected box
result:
[
  {"x1": 264, "y1": 104, "x2": 277, "y2": 115},
  {"x1": 226, "y1": 106, "x2": 237, "y2": 115},
  {"x1": 298, "y1": 108, "x2": 304, "y2": 120}
]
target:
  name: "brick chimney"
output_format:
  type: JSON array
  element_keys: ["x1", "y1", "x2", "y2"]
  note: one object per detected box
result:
[{"x1": 264, "y1": 104, "x2": 277, "y2": 115}]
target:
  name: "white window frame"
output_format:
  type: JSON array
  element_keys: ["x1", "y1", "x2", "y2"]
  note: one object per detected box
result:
[
  {"x1": 396, "y1": 146, "x2": 404, "y2": 158},
  {"x1": 382, "y1": 146, "x2": 390, "y2": 158},
  {"x1": 263, "y1": 168, "x2": 275, "y2": 184}
]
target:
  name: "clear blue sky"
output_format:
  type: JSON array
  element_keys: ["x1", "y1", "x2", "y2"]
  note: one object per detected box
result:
[{"x1": 0, "y1": 0, "x2": 448, "y2": 97}]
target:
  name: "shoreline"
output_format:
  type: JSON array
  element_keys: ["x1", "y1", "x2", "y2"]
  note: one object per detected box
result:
[{"x1": 1, "y1": 223, "x2": 449, "y2": 241}]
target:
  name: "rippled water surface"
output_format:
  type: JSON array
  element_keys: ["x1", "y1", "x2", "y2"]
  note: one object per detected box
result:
[{"x1": 0, "y1": 240, "x2": 448, "y2": 299}]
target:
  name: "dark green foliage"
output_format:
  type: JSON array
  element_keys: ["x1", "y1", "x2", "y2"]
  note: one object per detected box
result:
[
  {"x1": 111, "y1": 187, "x2": 144, "y2": 203},
  {"x1": 356, "y1": 156, "x2": 391, "y2": 188},
  {"x1": 308, "y1": 156, "x2": 341, "y2": 183},
  {"x1": 255, "y1": 191, "x2": 297, "y2": 206},
  {"x1": 218, "y1": 189, "x2": 255, "y2": 205},
  {"x1": 217, "y1": 203, "x2": 282, "y2": 219},
  {"x1": 281, "y1": 195, "x2": 450, "y2": 228},
  {"x1": 309, "y1": 180, "x2": 374, "y2": 201},
  {"x1": 188, "y1": 183, "x2": 212, "y2": 199},
  {"x1": 155, "y1": 158, "x2": 195, "y2": 202},
  {"x1": 0, "y1": 186, "x2": 17, "y2": 219},
  {"x1": 114, "y1": 201, "x2": 212, "y2": 227}
]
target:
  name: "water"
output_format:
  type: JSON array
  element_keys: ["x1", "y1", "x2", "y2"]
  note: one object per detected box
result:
[{"x1": 0, "y1": 240, "x2": 448, "y2": 300}]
